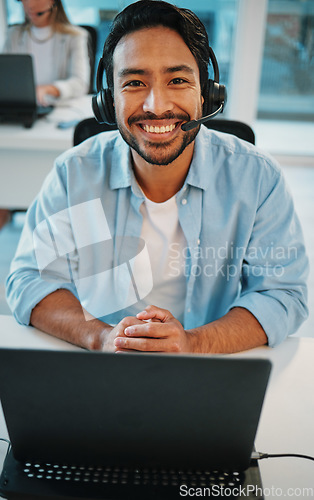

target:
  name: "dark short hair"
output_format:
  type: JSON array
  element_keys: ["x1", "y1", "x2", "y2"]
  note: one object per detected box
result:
[{"x1": 102, "y1": 0, "x2": 210, "y2": 94}]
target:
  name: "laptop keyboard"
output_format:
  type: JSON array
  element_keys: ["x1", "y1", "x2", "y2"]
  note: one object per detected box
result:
[{"x1": 22, "y1": 461, "x2": 245, "y2": 489}]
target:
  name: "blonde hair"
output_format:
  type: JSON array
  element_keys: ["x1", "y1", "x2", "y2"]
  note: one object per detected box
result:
[{"x1": 20, "y1": 0, "x2": 81, "y2": 35}]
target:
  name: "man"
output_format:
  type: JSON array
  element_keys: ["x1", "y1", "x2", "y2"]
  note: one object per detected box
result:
[{"x1": 6, "y1": 0, "x2": 308, "y2": 353}]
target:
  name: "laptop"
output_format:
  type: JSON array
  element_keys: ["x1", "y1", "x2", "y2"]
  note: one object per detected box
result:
[
  {"x1": 0, "y1": 348, "x2": 271, "y2": 499},
  {"x1": 0, "y1": 54, "x2": 53, "y2": 128}
]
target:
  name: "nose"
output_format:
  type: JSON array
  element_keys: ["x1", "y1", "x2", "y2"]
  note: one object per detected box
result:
[
  {"x1": 142, "y1": 86, "x2": 174, "y2": 116},
  {"x1": 23, "y1": 0, "x2": 37, "y2": 11}
]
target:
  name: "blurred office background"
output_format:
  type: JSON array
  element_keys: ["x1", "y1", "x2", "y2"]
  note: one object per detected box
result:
[{"x1": 0, "y1": 0, "x2": 313, "y2": 336}]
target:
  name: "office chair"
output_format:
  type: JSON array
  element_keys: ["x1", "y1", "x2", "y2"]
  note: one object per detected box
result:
[
  {"x1": 80, "y1": 25, "x2": 98, "y2": 94},
  {"x1": 73, "y1": 117, "x2": 255, "y2": 147},
  {"x1": 204, "y1": 119, "x2": 255, "y2": 144},
  {"x1": 73, "y1": 118, "x2": 117, "y2": 146}
]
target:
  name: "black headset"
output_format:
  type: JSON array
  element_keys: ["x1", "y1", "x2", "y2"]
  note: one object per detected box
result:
[
  {"x1": 92, "y1": 45, "x2": 227, "y2": 127},
  {"x1": 92, "y1": 58, "x2": 116, "y2": 125}
]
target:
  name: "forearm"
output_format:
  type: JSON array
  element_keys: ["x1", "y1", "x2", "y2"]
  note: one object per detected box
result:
[
  {"x1": 187, "y1": 307, "x2": 268, "y2": 354},
  {"x1": 30, "y1": 289, "x2": 112, "y2": 351}
]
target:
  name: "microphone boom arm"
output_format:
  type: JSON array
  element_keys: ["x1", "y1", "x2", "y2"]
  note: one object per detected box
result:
[{"x1": 181, "y1": 103, "x2": 224, "y2": 131}]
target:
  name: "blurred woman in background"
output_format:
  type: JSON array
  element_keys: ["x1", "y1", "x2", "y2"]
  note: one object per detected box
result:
[
  {"x1": 3, "y1": 0, "x2": 90, "y2": 106},
  {"x1": 0, "y1": 0, "x2": 91, "y2": 230}
]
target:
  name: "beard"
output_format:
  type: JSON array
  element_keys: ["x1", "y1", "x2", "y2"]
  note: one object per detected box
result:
[{"x1": 117, "y1": 112, "x2": 200, "y2": 166}]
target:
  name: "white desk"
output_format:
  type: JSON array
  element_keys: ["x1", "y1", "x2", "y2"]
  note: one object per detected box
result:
[
  {"x1": 0, "y1": 96, "x2": 93, "y2": 209},
  {"x1": 0, "y1": 314, "x2": 313, "y2": 499}
]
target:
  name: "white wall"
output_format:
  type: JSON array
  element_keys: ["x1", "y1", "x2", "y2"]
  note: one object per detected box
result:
[
  {"x1": 227, "y1": 0, "x2": 268, "y2": 126},
  {"x1": 0, "y1": 0, "x2": 7, "y2": 50}
]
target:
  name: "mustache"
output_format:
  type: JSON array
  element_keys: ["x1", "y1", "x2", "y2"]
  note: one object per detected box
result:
[{"x1": 128, "y1": 112, "x2": 189, "y2": 126}]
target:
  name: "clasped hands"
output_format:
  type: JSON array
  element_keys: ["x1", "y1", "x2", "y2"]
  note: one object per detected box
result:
[{"x1": 112, "y1": 305, "x2": 191, "y2": 353}]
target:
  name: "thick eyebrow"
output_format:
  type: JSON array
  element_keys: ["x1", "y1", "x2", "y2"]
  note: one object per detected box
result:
[
  {"x1": 165, "y1": 65, "x2": 195, "y2": 75},
  {"x1": 117, "y1": 64, "x2": 195, "y2": 78},
  {"x1": 117, "y1": 68, "x2": 146, "y2": 78}
]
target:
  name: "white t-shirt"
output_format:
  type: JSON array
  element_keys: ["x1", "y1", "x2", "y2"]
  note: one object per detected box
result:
[
  {"x1": 29, "y1": 26, "x2": 55, "y2": 86},
  {"x1": 132, "y1": 194, "x2": 187, "y2": 323}
]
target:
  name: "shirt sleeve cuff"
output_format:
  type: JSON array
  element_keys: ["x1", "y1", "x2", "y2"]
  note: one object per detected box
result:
[
  {"x1": 11, "y1": 282, "x2": 78, "y2": 327},
  {"x1": 229, "y1": 292, "x2": 290, "y2": 348}
]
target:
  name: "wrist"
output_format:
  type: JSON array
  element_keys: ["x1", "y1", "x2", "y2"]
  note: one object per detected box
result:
[
  {"x1": 47, "y1": 85, "x2": 60, "y2": 97},
  {"x1": 184, "y1": 328, "x2": 200, "y2": 353},
  {"x1": 87, "y1": 322, "x2": 113, "y2": 351},
  {"x1": 185, "y1": 324, "x2": 217, "y2": 354}
]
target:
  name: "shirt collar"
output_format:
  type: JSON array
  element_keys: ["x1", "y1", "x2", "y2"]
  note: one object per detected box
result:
[
  {"x1": 184, "y1": 126, "x2": 212, "y2": 191},
  {"x1": 109, "y1": 125, "x2": 212, "y2": 193},
  {"x1": 109, "y1": 134, "x2": 133, "y2": 190}
]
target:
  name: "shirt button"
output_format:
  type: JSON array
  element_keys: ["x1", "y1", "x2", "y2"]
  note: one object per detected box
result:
[
  {"x1": 187, "y1": 308, "x2": 191, "y2": 313},
  {"x1": 197, "y1": 239, "x2": 201, "y2": 245},
  {"x1": 181, "y1": 198, "x2": 187, "y2": 205}
]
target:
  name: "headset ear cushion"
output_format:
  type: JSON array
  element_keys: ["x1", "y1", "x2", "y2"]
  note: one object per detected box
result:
[
  {"x1": 92, "y1": 88, "x2": 116, "y2": 125},
  {"x1": 104, "y1": 89, "x2": 116, "y2": 124},
  {"x1": 202, "y1": 79, "x2": 226, "y2": 117},
  {"x1": 202, "y1": 80, "x2": 212, "y2": 116}
]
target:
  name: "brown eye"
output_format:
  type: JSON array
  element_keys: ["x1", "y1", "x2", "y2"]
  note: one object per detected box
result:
[
  {"x1": 125, "y1": 80, "x2": 144, "y2": 87},
  {"x1": 171, "y1": 78, "x2": 186, "y2": 84}
]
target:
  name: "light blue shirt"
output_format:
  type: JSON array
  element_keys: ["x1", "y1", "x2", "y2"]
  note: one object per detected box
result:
[{"x1": 6, "y1": 126, "x2": 309, "y2": 347}]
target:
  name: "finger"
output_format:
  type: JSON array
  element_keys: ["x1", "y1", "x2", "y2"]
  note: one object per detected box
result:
[
  {"x1": 136, "y1": 305, "x2": 173, "y2": 322},
  {"x1": 124, "y1": 321, "x2": 170, "y2": 339},
  {"x1": 115, "y1": 348, "x2": 136, "y2": 353},
  {"x1": 114, "y1": 336, "x2": 169, "y2": 352},
  {"x1": 114, "y1": 317, "x2": 146, "y2": 338},
  {"x1": 36, "y1": 93, "x2": 44, "y2": 106}
]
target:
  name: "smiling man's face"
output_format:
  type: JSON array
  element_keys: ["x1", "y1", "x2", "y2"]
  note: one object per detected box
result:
[{"x1": 112, "y1": 25, "x2": 204, "y2": 166}]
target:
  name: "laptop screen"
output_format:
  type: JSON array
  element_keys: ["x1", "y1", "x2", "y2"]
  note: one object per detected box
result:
[
  {"x1": 0, "y1": 349, "x2": 271, "y2": 472},
  {"x1": 0, "y1": 54, "x2": 37, "y2": 110}
]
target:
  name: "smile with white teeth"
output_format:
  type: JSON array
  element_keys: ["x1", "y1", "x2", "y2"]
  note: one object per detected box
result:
[{"x1": 142, "y1": 123, "x2": 176, "y2": 134}]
